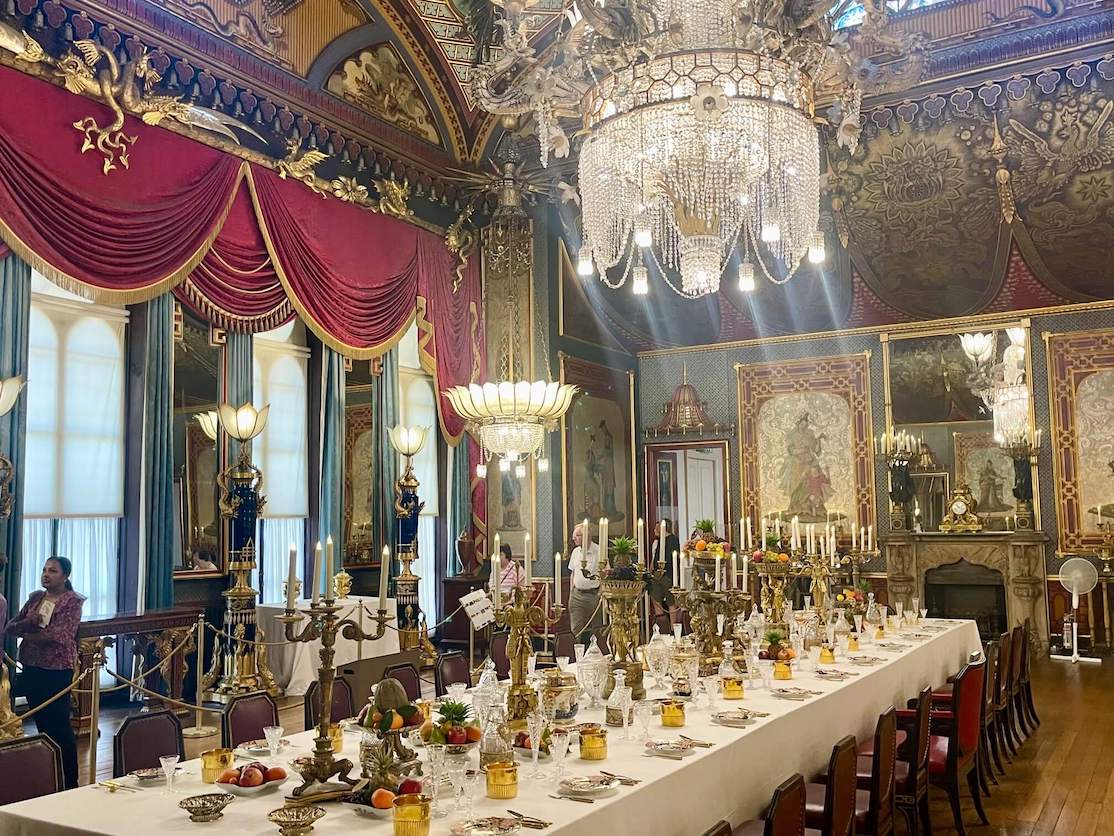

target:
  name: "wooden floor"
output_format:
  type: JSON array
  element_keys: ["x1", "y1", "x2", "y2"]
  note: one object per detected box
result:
[{"x1": 48, "y1": 657, "x2": 1110, "y2": 834}]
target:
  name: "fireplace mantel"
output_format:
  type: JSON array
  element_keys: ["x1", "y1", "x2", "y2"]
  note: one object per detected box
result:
[{"x1": 882, "y1": 530, "x2": 1049, "y2": 649}]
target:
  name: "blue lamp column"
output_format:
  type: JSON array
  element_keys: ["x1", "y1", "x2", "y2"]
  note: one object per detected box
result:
[
  {"x1": 0, "y1": 375, "x2": 24, "y2": 740},
  {"x1": 389, "y1": 425, "x2": 436, "y2": 664},
  {"x1": 207, "y1": 402, "x2": 280, "y2": 700}
]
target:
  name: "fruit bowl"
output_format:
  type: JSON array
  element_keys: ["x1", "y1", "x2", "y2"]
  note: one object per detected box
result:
[
  {"x1": 220, "y1": 775, "x2": 287, "y2": 796},
  {"x1": 342, "y1": 801, "x2": 391, "y2": 819},
  {"x1": 215, "y1": 763, "x2": 289, "y2": 796},
  {"x1": 445, "y1": 739, "x2": 479, "y2": 756}
]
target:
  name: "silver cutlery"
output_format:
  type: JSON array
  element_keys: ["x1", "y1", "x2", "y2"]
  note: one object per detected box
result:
[
  {"x1": 507, "y1": 809, "x2": 553, "y2": 828},
  {"x1": 678, "y1": 736, "x2": 714, "y2": 747},
  {"x1": 600, "y1": 770, "x2": 640, "y2": 784},
  {"x1": 549, "y1": 793, "x2": 594, "y2": 803},
  {"x1": 98, "y1": 781, "x2": 139, "y2": 794}
]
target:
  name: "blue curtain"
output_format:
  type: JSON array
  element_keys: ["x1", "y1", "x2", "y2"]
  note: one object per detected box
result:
[
  {"x1": 318, "y1": 347, "x2": 345, "y2": 588},
  {"x1": 143, "y1": 294, "x2": 175, "y2": 610},
  {"x1": 0, "y1": 255, "x2": 30, "y2": 613},
  {"x1": 221, "y1": 332, "x2": 253, "y2": 467},
  {"x1": 447, "y1": 441, "x2": 470, "y2": 577},
  {"x1": 373, "y1": 348, "x2": 399, "y2": 583}
]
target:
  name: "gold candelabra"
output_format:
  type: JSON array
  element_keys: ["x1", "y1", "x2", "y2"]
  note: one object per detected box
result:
[
  {"x1": 493, "y1": 582, "x2": 564, "y2": 726},
  {"x1": 278, "y1": 595, "x2": 392, "y2": 797},
  {"x1": 673, "y1": 575, "x2": 752, "y2": 676},
  {"x1": 1093, "y1": 520, "x2": 1114, "y2": 575}
]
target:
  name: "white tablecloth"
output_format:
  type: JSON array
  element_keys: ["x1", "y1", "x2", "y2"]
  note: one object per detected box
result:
[
  {"x1": 257, "y1": 596, "x2": 400, "y2": 695},
  {"x1": 0, "y1": 620, "x2": 980, "y2": 836}
]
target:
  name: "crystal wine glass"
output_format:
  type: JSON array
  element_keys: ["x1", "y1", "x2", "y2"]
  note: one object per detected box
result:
[
  {"x1": 426, "y1": 743, "x2": 447, "y2": 818},
  {"x1": 556, "y1": 656, "x2": 570, "y2": 672},
  {"x1": 160, "y1": 754, "x2": 180, "y2": 795},
  {"x1": 464, "y1": 768, "x2": 481, "y2": 816},
  {"x1": 447, "y1": 757, "x2": 468, "y2": 812},
  {"x1": 263, "y1": 725, "x2": 284, "y2": 760},
  {"x1": 525, "y1": 712, "x2": 547, "y2": 780},
  {"x1": 550, "y1": 729, "x2": 571, "y2": 783},
  {"x1": 633, "y1": 700, "x2": 653, "y2": 744}
]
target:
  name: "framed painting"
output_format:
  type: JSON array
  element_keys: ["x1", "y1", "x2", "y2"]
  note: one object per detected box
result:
[
  {"x1": 343, "y1": 402, "x2": 377, "y2": 566},
  {"x1": 1047, "y1": 329, "x2": 1114, "y2": 551},
  {"x1": 560, "y1": 354, "x2": 637, "y2": 545},
  {"x1": 953, "y1": 431, "x2": 1015, "y2": 522},
  {"x1": 737, "y1": 353, "x2": 876, "y2": 531}
]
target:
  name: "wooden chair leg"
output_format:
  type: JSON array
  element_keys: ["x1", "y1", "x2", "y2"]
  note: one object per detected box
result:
[
  {"x1": 967, "y1": 767, "x2": 990, "y2": 826},
  {"x1": 1023, "y1": 682, "x2": 1041, "y2": 727},
  {"x1": 1005, "y1": 701, "x2": 1023, "y2": 750},
  {"x1": 1013, "y1": 692, "x2": 1031, "y2": 738},
  {"x1": 987, "y1": 718, "x2": 1007, "y2": 775},
  {"x1": 898, "y1": 802, "x2": 917, "y2": 836},
  {"x1": 977, "y1": 742, "x2": 992, "y2": 795},
  {"x1": 945, "y1": 780, "x2": 968, "y2": 836},
  {"x1": 919, "y1": 792, "x2": 932, "y2": 836},
  {"x1": 997, "y1": 710, "x2": 1017, "y2": 758}
]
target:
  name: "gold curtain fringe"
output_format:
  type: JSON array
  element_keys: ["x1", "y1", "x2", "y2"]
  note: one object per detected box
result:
[{"x1": 0, "y1": 161, "x2": 247, "y2": 306}]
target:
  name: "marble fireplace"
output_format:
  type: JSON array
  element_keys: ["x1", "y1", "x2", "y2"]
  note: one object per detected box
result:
[{"x1": 883, "y1": 530, "x2": 1049, "y2": 649}]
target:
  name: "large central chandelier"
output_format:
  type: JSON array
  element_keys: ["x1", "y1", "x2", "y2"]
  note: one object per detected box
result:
[{"x1": 471, "y1": 0, "x2": 925, "y2": 298}]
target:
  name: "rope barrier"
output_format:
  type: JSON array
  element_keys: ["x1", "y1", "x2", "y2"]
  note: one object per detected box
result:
[
  {"x1": 204, "y1": 621, "x2": 294, "y2": 647},
  {"x1": 102, "y1": 666, "x2": 224, "y2": 715},
  {"x1": 71, "y1": 625, "x2": 199, "y2": 695},
  {"x1": 0, "y1": 665, "x2": 97, "y2": 732}
]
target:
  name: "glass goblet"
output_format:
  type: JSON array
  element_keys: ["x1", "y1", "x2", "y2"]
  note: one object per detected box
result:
[
  {"x1": 425, "y1": 743, "x2": 447, "y2": 818},
  {"x1": 525, "y1": 712, "x2": 547, "y2": 780},
  {"x1": 160, "y1": 754, "x2": 180, "y2": 795},
  {"x1": 446, "y1": 757, "x2": 468, "y2": 812},
  {"x1": 550, "y1": 729, "x2": 571, "y2": 783},
  {"x1": 263, "y1": 725, "x2": 284, "y2": 760},
  {"x1": 921, "y1": 608, "x2": 928, "y2": 620},
  {"x1": 633, "y1": 700, "x2": 653, "y2": 744},
  {"x1": 464, "y1": 768, "x2": 482, "y2": 816}
]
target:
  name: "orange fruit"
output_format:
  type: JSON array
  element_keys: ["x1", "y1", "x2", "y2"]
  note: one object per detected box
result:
[
  {"x1": 465, "y1": 724, "x2": 482, "y2": 742},
  {"x1": 390, "y1": 711, "x2": 405, "y2": 731},
  {"x1": 695, "y1": 540, "x2": 708, "y2": 551},
  {"x1": 371, "y1": 788, "x2": 396, "y2": 809},
  {"x1": 778, "y1": 553, "x2": 790, "y2": 562}
]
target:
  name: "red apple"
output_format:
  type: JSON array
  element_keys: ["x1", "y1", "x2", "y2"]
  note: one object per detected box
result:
[
  {"x1": 398, "y1": 777, "x2": 423, "y2": 795},
  {"x1": 240, "y1": 767, "x2": 264, "y2": 787},
  {"x1": 446, "y1": 725, "x2": 468, "y2": 745}
]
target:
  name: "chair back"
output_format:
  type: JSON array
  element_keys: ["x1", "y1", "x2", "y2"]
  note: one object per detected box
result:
[
  {"x1": 222, "y1": 691, "x2": 280, "y2": 749},
  {"x1": 0, "y1": 735, "x2": 63, "y2": 805},
  {"x1": 824, "y1": 735, "x2": 859, "y2": 836},
  {"x1": 983, "y1": 641, "x2": 999, "y2": 717},
  {"x1": 870, "y1": 707, "x2": 897, "y2": 832},
  {"x1": 1009, "y1": 626, "x2": 1024, "y2": 693},
  {"x1": 764, "y1": 772, "x2": 806, "y2": 836},
  {"x1": 1021, "y1": 618, "x2": 1033, "y2": 683},
  {"x1": 554, "y1": 631, "x2": 577, "y2": 661},
  {"x1": 113, "y1": 709, "x2": 185, "y2": 778},
  {"x1": 995, "y1": 631, "x2": 1011, "y2": 708},
  {"x1": 435, "y1": 652, "x2": 471, "y2": 697},
  {"x1": 382, "y1": 663, "x2": 423, "y2": 702},
  {"x1": 908, "y1": 685, "x2": 932, "y2": 786},
  {"x1": 950, "y1": 658, "x2": 986, "y2": 762},
  {"x1": 304, "y1": 676, "x2": 356, "y2": 729},
  {"x1": 490, "y1": 633, "x2": 511, "y2": 680}
]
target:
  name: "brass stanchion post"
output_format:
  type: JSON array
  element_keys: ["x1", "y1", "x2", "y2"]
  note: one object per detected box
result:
[
  {"x1": 87, "y1": 642, "x2": 104, "y2": 785},
  {"x1": 182, "y1": 615, "x2": 218, "y2": 739}
]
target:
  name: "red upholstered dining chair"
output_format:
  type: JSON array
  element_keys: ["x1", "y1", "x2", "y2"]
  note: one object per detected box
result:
[
  {"x1": 490, "y1": 633, "x2": 511, "y2": 680},
  {"x1": 1019, "y1": 618, "x2": 1040, "y2": 728},
  {"x1": 304, "y1": 675, "x2": 356, "y2": 729},
  {"x1": 734, "y1": 773, "x2": 807, "y2": 836},
  {"x1": 979, "y1": 642, "x2": 1005, "y2": 782},
  {"x1": 0, "y1": 734, "x2": 63, "y2": 806},
  {"x1": 820, "y1": 709, "x2": 896, "y2": 836},
  {"x1": 435, "y1": 652, "x2": 471, "y2": 697},
  {"x1": 222, "y1": 691, "x2": 280, "y2": 749},
  {"x1": 804, "y1": 736, "x2": 858, "y2": 836},
  {"x1": 929, "y1": 657, "x2": 988, "y2": 836},
  {"x1": 382, "y1": 663, "x2": 423, "y2": 702},
  {"x1": 112, "y1": 709, "x2": 186, "y2": 778},
  {"x1": 993, "y1": 631, "x2": 1018, "y2": 759},
  {"x1": 894, "y1": 686, "x2": 933, "y2": 836}
]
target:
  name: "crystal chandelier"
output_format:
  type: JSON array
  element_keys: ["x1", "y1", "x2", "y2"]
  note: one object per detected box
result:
[
  {"x1": 959, "y1": 327, "x2": 1028, "y2": 434},
  {"x1": 471, "y1": 0, "x2": 925, "y2": 298}
]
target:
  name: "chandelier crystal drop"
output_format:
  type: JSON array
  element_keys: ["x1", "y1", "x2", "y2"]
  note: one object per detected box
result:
[{"x1": 471, "y1": 0, "x2": 925, "y2": 299}]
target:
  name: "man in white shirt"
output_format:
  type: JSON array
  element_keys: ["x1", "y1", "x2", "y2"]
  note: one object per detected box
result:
[{"x1": 567, "y1": 523, "x2": 603, "y2": 641}]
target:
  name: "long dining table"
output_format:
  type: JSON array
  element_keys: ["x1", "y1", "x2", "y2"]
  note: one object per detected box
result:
[{"x1": 0, "y1": 619, "x2": 981, "y2": 836}]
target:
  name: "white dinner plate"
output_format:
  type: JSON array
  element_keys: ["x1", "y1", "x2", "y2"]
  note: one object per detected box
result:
[{"x1": 558, "y1": 775, "x2": 622, "y2": 798}]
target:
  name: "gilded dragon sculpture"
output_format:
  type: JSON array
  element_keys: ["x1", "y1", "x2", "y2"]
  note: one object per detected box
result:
[{"x1": 0, "y1": 21, "x2": 264, "y2": 174}]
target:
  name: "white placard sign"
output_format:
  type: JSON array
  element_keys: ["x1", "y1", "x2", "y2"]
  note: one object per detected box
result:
[{"x1": 461, "y1": 588, "x2": 496, "y2": 630}]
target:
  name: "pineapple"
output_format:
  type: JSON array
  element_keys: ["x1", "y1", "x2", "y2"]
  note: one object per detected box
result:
[
  {"x1": 763, "y1": 630, "x2": 786, "y2": 659},
  {"x1": 695, "y1": 519, "x2": 717, "y2": 535},
  {"x1": 437, "y1": 699, "x2": 474, "y2": 746}
]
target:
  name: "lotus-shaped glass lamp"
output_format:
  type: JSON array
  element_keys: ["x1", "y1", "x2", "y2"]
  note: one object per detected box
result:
[
  {"x1": 0, "y1": 376, "x2": 24, "y2": 417},
  {"x1": 217, "y1": 402, "x2": 269, "y2": 442},
  {"x1": 959, "y1": 333, "x2": 994, "y2": 365},
  {"x1": 388, "y1": 425, "x2": 428, "y2": 457},
  {"x1": 195, "y1": 410, "x2": 219, "y2": 442}
]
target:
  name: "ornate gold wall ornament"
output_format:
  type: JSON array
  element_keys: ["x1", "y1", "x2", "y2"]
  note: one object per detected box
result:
[
  {"x1": 276, "y1": 142, "x2": 329, "y2": 195},
  {"x1": 990, "y1": 115, "x2": 1017, "y2": 224},
  {"x1": 445, "y1": 203, "x2": 478, "y2": 294},
  {"x1": 326, "y1": 44, "x2": 440, "y2": 144},
  {"x1": 331, "y1": 176, "x2": 368, "y2": 203},
  {"x1": 372, "y1": 178, "x2": 412, "y2": 219}
]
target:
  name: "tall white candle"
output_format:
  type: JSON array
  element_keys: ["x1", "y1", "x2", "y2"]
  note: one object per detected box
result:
[
  {"x1": 867, "y1": 525, "x2": 873, "y2": 552},
  {"x1": 745, "y1": 516, "x2": 752, "y2": 551},
  {"x1": 554, "y1": 552, "x2": 562, "y2": 608},
  {"x1": 286, "y1": 543, "x2": 298, "y2": 610},
  {"x1": 524, "y1": 533, "x2": 532, "y2": 586},
  {"x1": 493, "y1": 532, "x2": 501, "y2": 562},
  {"x1": 730, "y1": 552, "x2": 737, "y2": 589},
  {"x1": 326, "y1": 535, "x2": 335, "y2": 598},
  {"x1": 598, "y1": 517, "x2": 608, "y2": 555},
  {"x1": 311, "y1": 541, "x2": 323, "y2": 605},
  {"x1": 492, "y1": 550, "x2": 500, "y2": 611},
  {"x1": 658, "y1": 519, "x2": 666, "y2": 565},
  {"x1": 672, "y1": 550, "x2": 680, "y2": 588},
  {"x1": 637, "y1": 518, "x2": 645, "y2": 566},
  {"x1": 714, "y1": 555, "x2": 722, "y2": 592},
  {"x1": 379, "y1": 545, "x2": 390, "y2": 604},
  {"x1": 760, "y1": 517, "x2": 767, "y2": 547},
  {"x1": 742, "y1": 555, "x2": 749, "y2": 593},
  {"x1": 851, "y1": 523, "x2": 858, "y2": 552}
]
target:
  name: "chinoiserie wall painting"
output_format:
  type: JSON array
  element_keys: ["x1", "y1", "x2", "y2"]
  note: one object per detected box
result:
[
  {"x1": 561, "y1": 354, "x2": 636, "y2": 542},
  {"x1": 887, "y1": 334, "x2": 990, "y2": 425},
  {"x1": 1048, "y1": 329, "x2": 1114, "y2": 550},
  {"x1": 344, "y1": 402, "x2": 375, "y2": 565},
  {"x1": 953, "y1": 431, "x2": 1015, "y2": 520},
  {"x1": 737, "y1": 353, "x2": 875, "y2": 531}
]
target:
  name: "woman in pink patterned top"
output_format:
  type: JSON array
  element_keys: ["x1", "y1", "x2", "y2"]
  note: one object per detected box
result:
[{"x1": 7, "y1": 557, "x2": 85, "y2": 788}]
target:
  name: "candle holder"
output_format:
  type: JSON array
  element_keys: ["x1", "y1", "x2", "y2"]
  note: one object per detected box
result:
[
  {"x1": 1001, "y1": 433, "x2": 1040, "y2": 531},
  {"x1": 278, "y1": 595, "x2": 393, "y2": 797},
  {"x1": 754, "y1": 560, "x2": 792, "y2": 633},
  {"x1": 840, "y1": 546, "x2": 880, "y2": 589},
  {"x1": 673, "y1": 559, "x2": 752, "y2": 676},
  {"x1": 492, "y1": 582, "x2": 565, "y2": 726}
]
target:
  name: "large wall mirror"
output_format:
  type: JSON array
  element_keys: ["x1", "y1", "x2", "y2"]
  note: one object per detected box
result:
[
  {"x1": 644, "y1": 440, "x2": 731, "y2": 542},
  {"x1": 344, "y1": 359, "x2": 376, "y2": 566},
  {"x1": 883, "y1": 320, "x2": 1034, "y2": 532},
  {"x1": 173, "y1": 309, "x2": 224, "y2": 577}
]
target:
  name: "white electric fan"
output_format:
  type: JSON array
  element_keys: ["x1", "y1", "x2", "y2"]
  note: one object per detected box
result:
[{"x1": 1050, "y1": 557, "x2": 1101, "y2": 664}]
